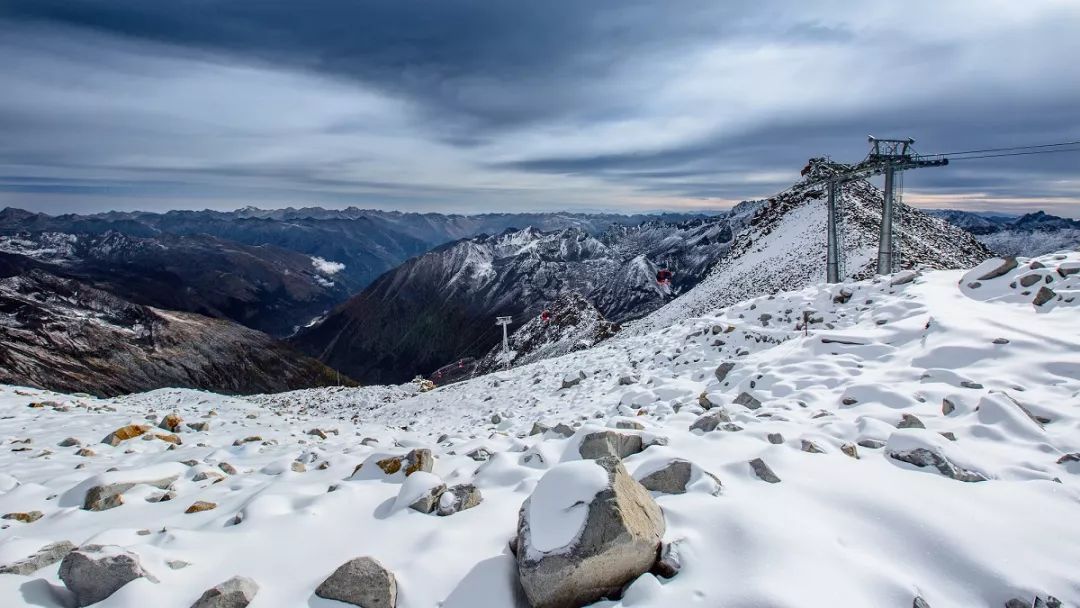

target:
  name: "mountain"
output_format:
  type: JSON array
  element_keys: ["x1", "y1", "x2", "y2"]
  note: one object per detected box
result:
[
  {"x1": 471, "y1": 292, "x2": 619, "y2": 376},
  {"x1": 290, "y1": 208, "x2": 759, "y2": 385},
  {"x1": 2, "y1": 252, "x2": 1076, "y2": 607},
  {"x1": 0, "y1": 253, "x2": 349, "y2": 397},
  {"x1": 631, "y1": 159, "x2": 992, "y2": 333},
  {"x1": 931, "y1": 209, "x2": 1080, "y2": 257},
  {"x1": 0, "y1": 231, "x2": 352, "y2": 337}
]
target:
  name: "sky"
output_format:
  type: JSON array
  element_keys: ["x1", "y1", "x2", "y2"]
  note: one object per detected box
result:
[{"x1": 1, "y1": 1, "x2": 1079, "y2": 217}]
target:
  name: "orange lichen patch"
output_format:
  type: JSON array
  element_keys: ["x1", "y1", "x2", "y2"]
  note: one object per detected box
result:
[
  {"x1": 376, "y1": 457, "x2": 402, "y2": 475},
  {"x1": 2, "y1": 511, "x2": 43, "y2": 523},
  {"x1": 102, "y1": 424, "x2": 151, "y2": 446},
  {"x1": 160, "y1": 414, "x2": 183, "y2": 431},
  {"x1": 154, "y1": 434, "x2": 182, "y2": 445}
]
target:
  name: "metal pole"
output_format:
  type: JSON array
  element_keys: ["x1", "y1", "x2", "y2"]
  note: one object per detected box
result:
[
  {"x1": 826, "y1": 180, "x2": 840, "y2": 283},
  {"x1": 877, "y1": 164, "x2": 895, "y2": 274},
  {"x1": 495, "y1": 316, "x2": 512, "y2": 371}
]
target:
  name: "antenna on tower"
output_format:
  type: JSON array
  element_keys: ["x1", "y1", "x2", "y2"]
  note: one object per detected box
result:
[{"x1": 495, "y1": 316, "x2": 513, "y2": 371}]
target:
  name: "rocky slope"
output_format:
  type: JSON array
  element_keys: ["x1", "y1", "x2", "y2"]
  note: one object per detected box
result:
[
  {"x1": 1, "y1": 252, "x2": 1077, "y2": 607},
  {"x1": 632, "y1": 159, "x2": 992, "y2": 333},
  {"x1": 932, "y1": 209, "x2": 1080, "y2": 257},
  {"x1": 291, "y1": 209, "x2": 758, "y2": 384},
  {"x1": 0, "y1": 254, "x2": 348, "y2": 396},
  {"x1": 0, "y1": 231, "x2": 352, "y2": 338}
]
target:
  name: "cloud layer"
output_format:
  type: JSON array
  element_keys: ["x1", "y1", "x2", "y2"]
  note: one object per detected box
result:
[{"x1": 1, "y1": 1, "x2": 1078, "y2": 215}]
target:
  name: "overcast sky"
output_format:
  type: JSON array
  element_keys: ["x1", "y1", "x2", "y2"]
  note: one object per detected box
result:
[{"x1": 1, "y1": 1, "x2": 1078, "y2": 217}]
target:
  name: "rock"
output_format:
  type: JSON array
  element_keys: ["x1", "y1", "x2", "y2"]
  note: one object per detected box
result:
[
  {"x1": 561, "y1": 370, "x2": 586, "y2": 389},
  {"x1": 617, "y1": 373, "x2": 638, "y2": 385},
  {"x1": 232, "y1": 436, "x2": 262, "y2": 446},
  {"x1": 158, "y1": 414, "x2": 183, "y2": 432},
  {"x1": 315, "y1": 557, "x2": 397, "y2": 608},
  {"x1": 190, "y1": 576, "x2": 259, "y2": 608},
  {"x1": 1057, "y1": 453, "x2": 1080, "y2": 464},
  {"x1": 857, "y1": 438, "x2": 886, "y2": 449},
  {"x1": 890, "y1": 447, "x2": 988, "y2": 482},
  {"x1": 2, "y1": 511, "x2": 43, "y2": 523},
  {"x1": 491, "y1": 413, "x2": 502, "y2": 424},
  {"x1": 308, "y1": 428, "x2": 329, "y2": 440},
  {"x1": 186, "y1": 422, "x2": 210, "y2": 432},
  {"x1": 530, "y1": 422, "x2": 551, "y2": 436},
  {"x1": 767, "y1": 433, "x2": 784, "y2": 444},
  {"x1": 166, "y1": 560, "x2": 191, "y2": 570},
  {"x1": 733, "y1": 392, "x2": 762, "y2": 409},
  {"x1": 940, "y1": 431, "x2": 957, "y2": 441},
  {"x1": 841, "y1": 397, "x2": 858, "y2": 405},
  {"x1": 58, "y1": 437, "x2": 81, "y2": 447},
  {"x1": 714, "y1": 362, "x2": 736, "y2": 383},
  {"x1": 550, "y1": 423, "x2": 575, "y2": 438},
  {"x1": 1034, "y1": 596, "x2": 1063, "y2": 608},
  {"x1": 515, "y1": 457, "x2": 664, "y2": 608},
  {"x1": 833, "y1": 289, "x2": 853, "y2": 304},
  {"x1": 942, "y1": 399, "x2": 956, "y2": 415},
  {"x1": 651, "y1": 540, "x2": 683, "y2": 579},
  {"x1": 75, "y1": 447, "x2": 96, "y2": 457},
  {"x1": 976, "y1": 257, "x2": 1018, "y2": 280},
  {"x1": 291, "y1": 461, "x2": 306, "y2": 473},
  {"x1": 1033, "y1": 286, "x2": 1057, "y2": 306},
  {"x1": 578, "y1": 430, "x2": 645, "y2": 460},
  {"x1": 193, "y1": 470, "x2": 225, "y2": 482},
  {"x1": 890, "y1": 270, "x2": 918, "y2": 286},
  {"x1": 615, "y1": 420, "x2": 645, "y2": 431},
  {"x1": 992, "y1": 338, "x2": 1009, "y2": 345},
  {"x1": 897, "y1": 414, "x2": 925, "y2": 429},
  {"x1": 85, "y1": 474, "x2": 179, "y2": 511},
  {"x1": 800, "y1": 439, "x2": 825, "y2": 454},
  {"x1": 399, "y1": 472, "x2": 446, "y2": 514},
  {"x1": 218, "y1": 462, "x2": 239, "y2": 475},
  {"x1": 840, "y1": 443, "x2": 859, "y2": 459},
  {"x1": 466, "y1": 447, "x2": 493, "y2": 462},
  {"x1": 637, "y1": 459, "x2": 721, "y2": 495},
  {"x1": 101, "y1": 424, "x2": 151, "y2": 446},
  {"x1": 360, "y1": 437, "x2": 379, "y2": 446},
  {"x1": 1019, "y1": 273, "x2": 1043, "y2": 288},
  {"x1": 960, "y1": 381, "x2": 983, "y2": 389},
  {"x1": 59, "y1": 545, "x2": 157, "y2": 607},
  {"x1": 155, "y1": 433, "x2": 182, "y2": 445},
  {"x1": 0, "y1": 540, "x2": 75, "y2": 575},
  {"x1": 913, "y1": 597, "x2": 932, "y2": 608},
  {"x1": 689, "y1": 409, "x2": 732, "y2": 433},
  {"x1": 374, "y1": 449, "x2": 433, "y2": 477},
  {"x1": 436, "y1": 484, "x2": 482, "y2": 516},
  {"x1": 749, "y1": 458, "x2": 780, "y2": 483},
  {"x1": 185, "y1": 501, "x2": 218, "y2": 514},
  {"x1": 1005, "y1": 600, "x2": 1029, "y2": 608}
]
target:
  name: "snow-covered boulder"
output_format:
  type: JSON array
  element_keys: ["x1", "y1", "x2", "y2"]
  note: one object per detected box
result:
[
  {"x1": 59, "y1": 545, "x2": 157, "y2": 607},
  {"x1": 887, "y1": 431, "x2": 989, "y2": 482},
  {"x1": 577, "y1": 430, "x2": 644, "y2": 460},
  {"x1": 315, "y1": 557, "x2": 397, "y2": 608},
  {"x1": 635, "y1": 459, "x2": 721, "y2": 495},
  {"x1": 190, "y1": 575, "x2": 259, "y2": 608},
  {"x1": 0, "y1": 540, "x2": 74, "y2": 576},
  {"x1": 436, "y1": 484, "x2": 482, "y2": 516},
  {"x1": 394, "y1": 471, "x2": 446, "y2": 514},
  {"x1": 515, "y1": 457, "x2": 664, "y2": 608}
]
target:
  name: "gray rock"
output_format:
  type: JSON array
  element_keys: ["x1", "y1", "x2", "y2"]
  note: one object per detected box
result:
[
  {"x1": 800, "y1": 439, "x2": 825, "y2": 454},
  {"x1": 767, "y1": 433, "x2": 784, "y2": 445},
  {"x1": 960, "y1": 381, "x2": 984, "y2": 389},
  {"x1": 550, "y1": 423, "x2": 575, "y2": 438},
  {"x1": 615, "y1": 420, "x2": 645, "y2": 431},
  {"x1": 529, "y1": 422, "x2": 550, "y2": 436},
  {"x1": 733, "y1": 392, "x2": 762, "y2": 409},
  {"x1": 578, "y1": 431, "x2": 644, "y2": 460},
  {"x1": 1034, "y1": 596, "x2": 1063, "y2": 608},
  {"x1": 186, "y1": 422, "x2": 210, "y2": 432},
  {"x1": 749, "y1": 458, "x2": 780, "y2": 483},
  {"x1": 516, "y1": 457, "x2": 664, "y2": 608},
  {"x1": 1005, "y1": 600, "x2": 1029, "y2": 608},
  {"x1": 976, "y1": 257, "x2": 1018, "y2": 280},
  {"x1": 1019, "y1": 273, "x2": 1042, "y2": 287},
  {"x1": 190, "y1": 576, "x2": 259, "y2": 608},
  {"x1": 840, "y1": 443, "x2": 859, "y2": 459},
  {"x1": 436, "y1": 484, "x2": 482, "y2": 516},
  {"x1": 315, "y1": 557, "x2": 397, "y2": 608},
  {"x1": 992, "y1": 338, "x2": 1009, "y2": 345},
  {"x1": 0, "y1": 540, "x2": 75, "y2": 575},
  {"x1": 913, "y1": 597, "x2": 932, "y2": 608},
  {"x1": 637, "y1": 459, "x2": 720, "y2": 495},
  {"x1": 651, "y1": 540, "x2": 683, "y2": 579},
  {"x1": 1033, "y1": 286, "x2": 1057, "y2": 306},
  {"x1": 714, "y1": 362, "x2": 736, "y2": 383},
  {"x1": 897, "y1": 414, "x2": 925, "y2": 429},
  {"x1": 58, "y1": 437, "x2": 81, "y2": 447},
  {"x1": 561, "y1": 371, "x2": 586, "y2": 389},
  {"x1": 942, "y1": 399, "x2": 956, "y2": 415},
  {"x1": 857, "y1": 438, "x2": 886, "y2": 449},
  {"x1": 84, "y1": 475, "x2": 179, "y2": 511},
  {"x1": 889, "y1": 447, "x2": 989, "y2": 482},
  {"x1": 465, "y1": 448, "x2": 493, "y2": 462},
  {"x1": 408, "y1": 483, "x2": 447, "y2": 514},
  {"x1": 59, "y1": 545, "x2": 157, "y2": 607},
  {"x1": 689, "y1": 409, "x2": 731, "y2": 433}
]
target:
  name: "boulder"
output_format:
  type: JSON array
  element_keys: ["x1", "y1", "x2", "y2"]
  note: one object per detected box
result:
[
  {"x1": 374, "y1": 449, "x2": 433, "y2": 477},
  {"x1": 749, "y1": 458, "x2": 780, "y2": 483},
  {"x1": 315, "y1": 557, "x2": 397, "y2": 608},
  {"x1": 515, "y1": 457, "x2": 664, "y2": 608},
  {"x1": 190, "y1": 576, "x2": 259, "y2": 608},
  {"x1": 689, "y1": 409, "x2": 732, "y2": 433},
  {"x1": 101, "y1": 424, "x2": 151, "y2": 446},
  {"x1": 185, "y1": 501, "x2": 218, "y2": 514},
  {"x1": 466, "y1": 447, "x2": 493, "y2": 462},
  {"x1": 637, "y1": 459, "x2": 721, "y2": 495},
  {"x1": 767, "y1": 433, "x2": 784, "y2": 445},
  {"x1": 942, "y1": 399, "x2": 956, "y2": 415},
  {"x1": 857, "y1": 438, "x2": 886, "y2": 449},
  {"x1": 976, "y1": 257, "x2": 1018, "y2": 281},
  {"x1": 800, "y1": 439, "x2": 825, "y2": 454},
  {"x1": 0, "y1": 540, "x2": 75, "y2": 575},
  {"x1": 84, "y1": 474, "x2": 179, "y2": 511},
  {"x1": 733, "y1": 392, "x2": 762, "y2": 409},
  {"x1": 561, "y1": 371, "x2": 586, "y2": 389},
  {"x1": 714, "y1": 362, "x2": 736, "y2": 383},
  {"x1": 840, "y1": 443, "x2": 860, "y2": 459},
  {"x1": 2, "y1": 511, "x2": 43, "y2": 523},
  {"x1": 578, "y1": 431, "x2": 645, "y2": 460},
  {"x1": 59, "y1": 545, "x2": 157, "y2": 607},
  {"x1": 1033, "y1": 286, "x2": 1057, "y2": 307},
  {"x1": 550, "y1": 423, "x2": 576, "y2": 438},
  {"x1": 395, "y1": 472, "x2": 446, "y2": 514},
  {"x1": 158, "y1": 414, "x2": 183, "y2": 433},
  {"x1": 58, "y1": 437, "x2": 81, "y2": 447},
  {"x1": 530, "y1": 422, "x2": 551, "y2": 436},
  {"x1": 897, "y1": 414, "x2": 925, "y2": 429},
  {"x1": 889, "y1": 444, "x2": 988, "y2": 483},
  {"x1": 436, "y1": 484, "x2": 482, "y2": 516}
]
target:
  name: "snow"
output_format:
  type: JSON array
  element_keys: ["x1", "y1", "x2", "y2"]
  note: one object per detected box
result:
[
  {"x1": 524, "y1": 460, "x2": 609, "y2": 554},
  {"x1": 309, "y1": 256, "x2": 345, "y2": 275},
  {"x1": 1, "y1": 251, "x2": 1079, "y2": 607}
]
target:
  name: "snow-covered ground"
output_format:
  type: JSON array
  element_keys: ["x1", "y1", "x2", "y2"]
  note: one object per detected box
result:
[{"x1": 1, "y1": 253, "x2": 1078, "y2": 607}]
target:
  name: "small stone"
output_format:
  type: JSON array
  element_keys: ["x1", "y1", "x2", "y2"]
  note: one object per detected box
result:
[
  {"x1": 218, "y1": 462, "x2": 239, "y2": 475},
  {"x1": 58, "y1": 437, "x2": 81, "y2": 447},
  {"x1": 436, "y1": 484, "x2": 482, "y2": 516},
  {"x1": 550, "y1": 423, "x2": 575, "y2": 438},
  {"x1": 2, "y1": 510, "x2": 43, "y2": 523},
  {"x1": 490, "y1": 413, "x2": 501, "y2": 424},
  {"x1": 186, "y1": 422, "x2": 210, "y2": 432},
  {"x1": 733, "y1": 392, "x2": 762, "y2": 409},
  {"x1": 767, "y1": 433, "x2": 784, "y2": 445},
  {"x1": 166, "y1": 560, "x2": 191, "y2": 570},
  {"x1": 232, "y1": 436, "x2": 262, "y2": 446},
  {"x1": 101, "y1": 424, "x2": 150, "y2": 446},
  {"x1": 857, "y1": 438, "x2": 887, "y2": 449},
  {"x1": 193, "y1": 470, "x2": 226, "y2": 482},
  {"x1": 529, "y1": 422, "x2": 550, "y2": 436},
  {"x1": 184, "y1": 501, "x2": 218, "y2": 514},
  {"x1": 615, "y1": 420, "x2": 645, "y2": 430},
  {"x1": 315, "y1": 557, "x2": 397, "y2": 608},
  {"x1": 976, "y1": 257, "x2": 1018, "y2": 280},
  {"x1": 960, "y1": 381, "x2": 984, "y2": 389},
  {"x1": 897, "y1": 414, "x2": 925, "y2": 429},
  {"x1": 689, "y1": 409, "x2": 732, "y2": 432},
  {"x1": 942, "y1": 399, "x2": 956, "y2": 415},
  {"x1": 841, "y1": 397, "x2": 858, "y2": 405},
  {"x1": 561, "y1": 370, "x2": 586, "y2": 389},
  {"x1": 651, "y1": 540, "x2": 683, "y2": 579},
  {"x1": 638, "y1": 459, "x2": 721, "y2": 495},
  {"x1": 749, "y1": 458, "x2": 780, "y2": 483},
  {"x1": 992, "y1": 338, "x2": 1009, "y2": 345},
  {"x1": 840, "y1": 443, "x2": 859, "y2": 459},
  {"x1": 1056, "y1": 453, "x2": 1080, "y2": 464},
  {"x1": 374, "y1": 448, "x2": 433, "y2": 476},
  {"x1": 85, "y1": 475, "x2": 179, "y2": 511},
  {"x1": 913, "y1": 597, "x2": 932, "y2": 608},
  {"x1": 190, "y1": 575, "x2": 259, "y2": 608},
  {"x1": 714, "y1": 362, "x2": 736, "y2": 383},
  {"x1": 158, "y1": 414, "x2": 183, "y2": 432},
  {"x1": 801, "y1": 439, "x2": 825, "y2": 454},
  {"x1": 940, "y1": 431, "x2": 957, "y2": 441},
  {"x1": 291, "y1": 461, "x2": 306, "y2": 473},
  {"x1": 155, "y1": 433, "x2": 182, "y2": 445},
  {"x1": 465, "y1": 447, "x2": 493, "y2": 462},
  {"x1": 308, "y1": 428, "x2": 329, "y2": 440}
]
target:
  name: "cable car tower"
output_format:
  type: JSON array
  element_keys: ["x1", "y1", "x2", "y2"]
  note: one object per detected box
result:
[
  {"x1": 495, "y1": 316, "x2": 513, "y2": 371},
  {"x1": 797, "y1": 137, "x2": 949, "y2": 282}
]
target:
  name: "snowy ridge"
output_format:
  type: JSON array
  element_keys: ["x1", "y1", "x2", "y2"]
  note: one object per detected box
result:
[{"x1": 1, "y1": 253, "x2": 1078, "y2": 607}]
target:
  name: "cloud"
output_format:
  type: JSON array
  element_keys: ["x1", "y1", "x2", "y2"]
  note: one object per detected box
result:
[{"x1": 0, "y1": 1, "x2": 1078, "y2": 216}]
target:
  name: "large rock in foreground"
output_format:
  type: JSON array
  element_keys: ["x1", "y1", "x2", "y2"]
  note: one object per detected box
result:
[
  {"x1": 59, "y1": 545, "x2": 157, "y2": 607},
  {"x1": 515, "y1": 457, "x2": 665, "y2": 608},
  {"x1": 315, "y1": 557, "x2": 397, "y2": 608},
  {"x1": 190, "y1": 576, "x2": 259, "y2": 608}
]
